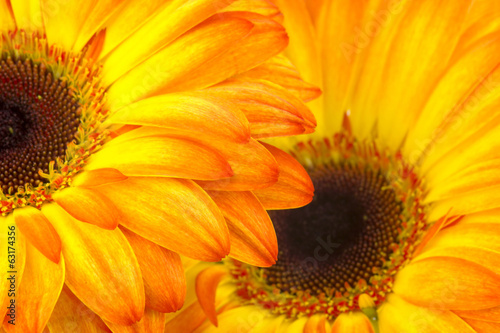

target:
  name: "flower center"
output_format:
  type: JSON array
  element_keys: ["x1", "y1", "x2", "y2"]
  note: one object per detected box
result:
[
  {"x1": 264, "y1": 163, "x2": 403, "y2": 296},
  {"x1": 0, "y1": 57, "x2": 80, "y2": 192},
  {"x1": 0, "y1": 32, "x2": 109, "y2": 215},
  {"x1": 230, "y1": 131, "x2": 429, "y2": 319}
]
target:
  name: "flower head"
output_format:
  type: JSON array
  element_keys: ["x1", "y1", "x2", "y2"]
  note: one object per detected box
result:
[
  {"x1": 0, "y1": 0, "x2": 320, "y2": 331},
  {"x1": 172, "y1": 0, "x2": 500, "y2": 332}
]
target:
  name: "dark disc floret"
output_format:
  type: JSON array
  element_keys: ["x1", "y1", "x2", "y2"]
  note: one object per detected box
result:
[
  {"x1": 0, "y1": 56, "x2": 80, "y2": 192},
  {"x1": 262, "y1": 161, "x2": 403, "y2": 296}
]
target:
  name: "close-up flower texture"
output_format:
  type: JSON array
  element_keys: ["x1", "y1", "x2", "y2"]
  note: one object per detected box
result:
[
  {"x1": 171, "y1": 0, "x2": 500, "y2": 332},
  {"x1": 0, "y1": 0, "x2": 322, "y2": 331}
]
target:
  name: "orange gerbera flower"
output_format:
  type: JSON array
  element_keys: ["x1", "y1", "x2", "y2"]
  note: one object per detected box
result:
[
  {"x1": 0, "y1": 0, "x2": 320, "y2": 331},
  {"x1": 167, "y1": 0, "x2": 500, "y2": 332}
]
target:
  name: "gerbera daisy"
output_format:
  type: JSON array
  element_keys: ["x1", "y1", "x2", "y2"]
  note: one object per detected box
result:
[
  {"x1": 169, "y1": 0, "x2": 500, "y2": 332},
  {"x1": 0, "y1": 0, "x2": 320, "y2": 331}
]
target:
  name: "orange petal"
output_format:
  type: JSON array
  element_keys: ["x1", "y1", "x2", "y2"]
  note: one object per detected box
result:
[
  {"x1": 108, "y1": 11, "x2": 287, "y2": 106},
  {"x1": 196, "y1": 265, "x2": 229, "y2": 326},
  {"x1": 53, "y1": 187, "x2": 120, "y2": 230},
  {"x1": 304, "y1": 315, "x2": 328, "y2": 333},
  {"x1": 13, "y1": 206, "x2": 61, "y2": 263},
  {"x1": 455, "y1": 306, "x2": 500, "y2": 323},
  {"x1": 95, "y1": 177, "x2": 230, "y2": 261},
  {"x1": 72, "y1": 168, "x2": 128, "y2": 187},
  {"x1": 463, "y1": 318, "x2": 500, "y2": 333},
  {"x1": 197, "y1": 138, "x2": 279, "y2": 191},
  {"x1": 223, "y1": 0, "x2": 282, "y2": 22},
  {"x1": 393, "y1": 256, "x2": 500, "y2": 310},
  {"x1": 87, "y1": 135, "x2": 233, "y2": 180},
  {"x1": 254, "y1": 143, "x2": 314, "y2": 209},
  {"x1": 235, "y1": 54, "x2": 322, "y2": 103},
  {"x1": 104, "y1": 307, "x2": 166, "y2": 333},
  {"x1": 163, "y1": 301, "x2": 207, "y2": 333},
  {"x1": 42, "y1": 204, "x2": 145, "y2": 325},
  {"x1": 4, "y1": 243, "x2": 64, "y2": 333},
  {"x1": 121, "y1": 228, "x2": 185, "y2": 313},
  {"x1": 105, "y1": 92, "x2": 250, "y2": 143},
  {"x1": 208, "y1": 191, "x2": 277, "y2": 267},
  {"x1": 204, "y1": 78, "x2": 316, "y2": 139},
  {"x1": 47, "y1": 285, "x2": 112, "y2": 333},
  {"x1": 106, "y1": 12, "x2": 254, "y2": 106},
  {"x1": 331, "y1": 312, "x2": 373, "y2": 333},
  {"x1": 378, "y1": 294, "x2": 475, "y2": 333},
  {"x1": 101, "y1": 0, "x2": 237, "y2": 82}
]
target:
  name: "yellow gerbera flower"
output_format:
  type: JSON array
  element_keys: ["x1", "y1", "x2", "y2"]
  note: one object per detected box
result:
[
  {"x1": 0, "y1": 0, "x2": 320, "y2": 331},
  {"x1": 169, "y1": 0, "x2": 500, "y2": 332}
]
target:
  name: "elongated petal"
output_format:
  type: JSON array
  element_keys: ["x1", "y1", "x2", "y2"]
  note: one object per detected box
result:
[
  {"x1": 101, "y1": 0, "x2": 236, "y2": 80},
  {"x1": 254, "y1": 143, "x2": 314, "y2": 209},
  {"x1": 455, "y1": 306, "x2": 500, "y2": 323},
  {"x1": 196, "y1": 265, "x2": 229, "y2": 326},
  {"x1": 95, "y1": 177, "x2": 230, "y2": 261},
  {"x1": 204, "y1": 79, "x2": 316, "y2": 138},
  {"x1": 197, "y1": 138, "x2": 279, "y2": 191},
  {"x1": 393, "y1": 256, "x2": 500, "y2": 310},
  {"x1": 53, "y1": 187, "x2": 120, "y2": 230},
  {"x1": 14, "y1": 206, "x2": 61, "y2": 263},
  {"x1": 105, "y1": 93, "x2": 250, "y2": 143},
  {"x1": 0, "y1": 0, "x2": 15, "y2": 31},
  {"x1": 122, "y1": 228, "x2": 185, "y2": 313},
  {"x1": 87, "y1": 135, "x2": 233, "y2": 180},
  {"x1": 208, "y1": 191, "x2": 277, "y2": 266},
  {"x1": 47, "y1": 286, "x2": 111, "y2": 333},
  {"x1": 378, "y1": 294, "x2": 475, "y2": 333},
  {"x1": 11, "y1": 0, "x2": 43, "y2": 31},
  {"x1": 5, "y1": 243, "x2": 64, "y2": 333},
  {"x1": 105, "y1": 308, "x2": 166, "y2": 333},
  {"x1": 235, "y1": 55, "x2": 322, "y2": 103},
  {"x1": 106, "y1": 13, "x2": 254, "y2": 107},
  {"x1": 304, "y1": 315, "x2": 327, "y2": 333},
  {"x1": 42, "y1": 204, "x2": 145, "y2": 325},
  {"x1": 108, "y1": 11, "x2": 287, "y2": 106},
  {"x1": 72, "y1": 168, "x2": 128, "y2": 187},
  {"x1": 200, "y1": 305, "x2": 267, "y2": 333},
  {"x1": 463, "y1": 318, "x2": 500, "y2": 333}
]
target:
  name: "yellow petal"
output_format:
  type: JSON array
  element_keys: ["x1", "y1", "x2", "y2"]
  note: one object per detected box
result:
[
  {"x1": 14, "y1": 206, "x2": 61, "y2": 263},
  {"x1": 42, "y1": 204, "x2": 145, "y2": 325},
  {"x1": 208, "y1": 191, "x2": 277, "y2": 267},
  {"x1": 106, "y1": 12, "x2": 254, "y2": 107},
  {"x1": 105, "y1": 92, "x2": 250, "y2": 143},
  {"x1": 41, "y1": 0, "x2": 98, "y2": 49},
  {"x1": 378, "y1": 293, "x2": 475, "y2": 333},
  {"x1": 95, "y1": 177, "x2": 230, "y2": 261},
  {"x1": 101, "y1": 0, "x2": 236, "y2": 81},
  {"x1": 200, "y1": 305, "x2": 267, "y2": 333},
  {"x1": 331, "y1": 312, "x2": 373, "y2": 333},
  {"x1": 105, "y1": 307, "x2": 166, "y2": 333},
  {"x1": 5, "y1": 243, "x2": 64, "y2": 333},
  {"x1": 223, "y1": 0, "x2": 282, "y2": 22},
  {"x1": 0, "y1": 0, "x2": 15, "y2": 31},
  {"x1": 10, "y1": 0, "x2": 43, "y2": 31},
  {"x1": 53, "y1": 187, "x2": 120, "y2": 230},
  {"x1": 87, "y1": 134, "x2": 233, "y2": 180},
  {"x1": 196, "y1": 265, "x2": 229, "y2": 326},
  {"x1": 107, "y1": 11, "x2": 287, "y2": 106},
  {"x1": 122, "y1": 229, "x2": 185, "y2": 313},
  {"x1": 72, "y1": 168, "x2": 128, "y2": 187},
  {"x1": 254, "y1": 143, "x2": 314, "y2": 209},
  {"x1": 47, "y1": 286, "x2": 111, "y2": 333},
  {"x1": 393, "y1": 256, "x2": 500, "y2": 310}
]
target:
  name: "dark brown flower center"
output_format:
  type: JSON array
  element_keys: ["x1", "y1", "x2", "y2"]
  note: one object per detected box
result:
[
  {"x1": 0, "y1": 57, "x2": 80, "y2": 192},
  {"x1": 262, "y1": 162, "x2": 403, "y2": 296}
]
